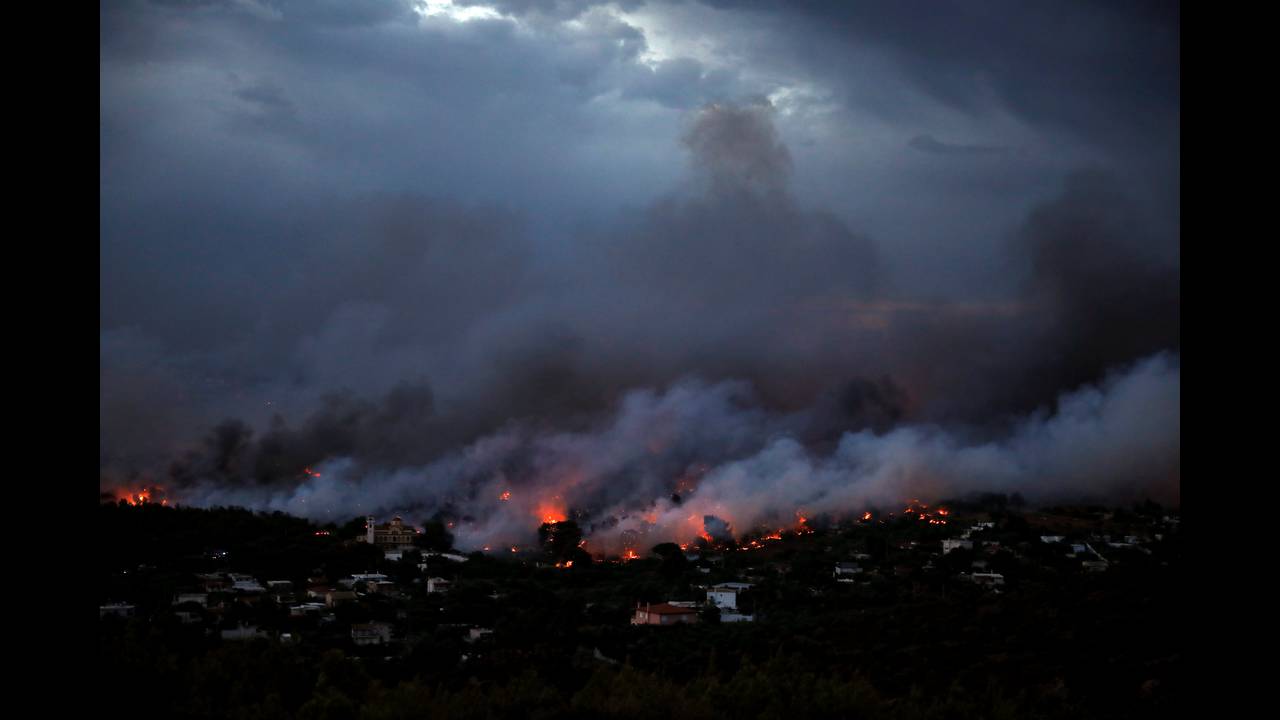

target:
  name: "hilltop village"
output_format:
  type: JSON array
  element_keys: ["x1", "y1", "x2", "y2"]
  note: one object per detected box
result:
[{"x1": 99, "y1": 496, "x2": 1180, "y2": 719}]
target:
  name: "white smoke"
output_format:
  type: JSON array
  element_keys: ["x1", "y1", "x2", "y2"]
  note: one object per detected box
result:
[{"x1": 179, "y1": 351, "x2": 1179, "y2": 550}]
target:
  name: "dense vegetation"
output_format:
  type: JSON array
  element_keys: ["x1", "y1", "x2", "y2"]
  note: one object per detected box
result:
[{"x1": 99, "y1": 500, "x2": 1180, "y2": 719}]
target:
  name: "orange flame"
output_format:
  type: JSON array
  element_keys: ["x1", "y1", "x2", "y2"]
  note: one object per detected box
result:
[
  {"x1": 118, "y1": 486, "x2": 166, "y2": 506},
  {"x1": 536, "y1": 498, "x2": 566, "y2": 525}
]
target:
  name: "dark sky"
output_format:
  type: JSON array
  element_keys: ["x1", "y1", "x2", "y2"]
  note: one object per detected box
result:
[{"x1": 100, "y1": 0, "x2": 1179, "y2": 546}]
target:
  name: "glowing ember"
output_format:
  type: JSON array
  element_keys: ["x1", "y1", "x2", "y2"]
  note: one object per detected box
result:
[
  {"x1": 901, "y1": 499, "x2": 949, "y2": 525},
  {"x1": 499, "y1": 491, "x2": 511, "y2": 501},
  {"x1": 303, "y1": 467, "x2": 321, "y2": 478}
]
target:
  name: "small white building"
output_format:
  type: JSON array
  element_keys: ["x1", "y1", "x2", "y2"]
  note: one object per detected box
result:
[
  {"x1": 1040, "y1": 535, "x2": 1065, "y2": 544},
  {"x1": 833, "y1": 562, "x2": 863, "y2": 582},
  {"x1": 707, "y1": 582, "x2": 752, "y2": 610},
  {"x1": 942, "y1": 539, "x2": 973, "y2": 554},
  {"x1": 173, "y1": 592, "x2": 209, "y2": 607},
  {"x1": 427, "y1": 577, "x2": 453, "y2": 594}
]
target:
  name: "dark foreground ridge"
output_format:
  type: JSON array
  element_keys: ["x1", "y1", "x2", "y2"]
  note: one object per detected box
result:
[{"x1": 99, "y1": 497, "x2": 1180, "y2": 719}]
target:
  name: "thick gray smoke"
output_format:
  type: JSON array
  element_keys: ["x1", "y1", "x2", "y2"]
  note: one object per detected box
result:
[
  {"x1": 175, "y1": 351, "x2": 1178, "y2": 550},
  {"x1": 102, "y1": 101, "x2": 1179, "y2": 537}
]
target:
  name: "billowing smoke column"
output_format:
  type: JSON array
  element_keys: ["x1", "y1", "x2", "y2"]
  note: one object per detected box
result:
[
  {"x1": 169, "y1": 351, "x2": 1178, "y2": 552},
  {"x1": 101, "y1": 102, "x2": 1179, "y2": 549}
]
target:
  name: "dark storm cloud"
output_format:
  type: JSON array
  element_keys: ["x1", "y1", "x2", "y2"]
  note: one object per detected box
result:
[
  {"x1": 101, "y1": 1, "x2": 1178, "y2": 537},
  {"x1": 697, "y1": 0, "x2": 1178, "y2": 155}
]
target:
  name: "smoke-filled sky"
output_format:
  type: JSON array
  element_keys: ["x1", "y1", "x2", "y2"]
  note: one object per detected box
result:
[{"x1": 101, "y1": 0, "x2": 1179, "y2": 548}]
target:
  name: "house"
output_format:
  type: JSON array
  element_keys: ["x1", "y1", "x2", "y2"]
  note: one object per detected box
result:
[
  {"x1": 290, "y1": 602, "x2": 328, "y2": 617},
  {"x1": 351, "y1": 622, "x2": 394, "y2": 646},
  {"x1": 325, "y1": 591, "x2": 358, "y2": 607},
  {"x1": 229, "y1": 574, "x2": 266, "y2": 593},
  {"x1": 1081, "y1": 560, "x2": 1109, "y2": 573},
  {"x1": 467, "y1": 628, "x2": 493, "y2": 643},
  {"x1": 969, "y1": 572, "x2": 1005, "y2": 587},
  {"x1": 426, "y1": 577, "x2": 452, "y2": 594},
  {"x1": 720, "y1": 612, "x2": 755, "y2": 623},
  {"x1": 707, "y1": 582, "x2": 753, "y2": 610},
  {"x1": 631, "y1": 602, "x2": 700, "y2": 625},
  {"x1": 368, "y1": 580, "x2": 399, "y2": 596},
  {"x1": 173, "y1": 592, "x2": 209, "y2": 607},
  {"x1": 833, "y1": 562, "x2": 863, "y2": 581},
  {"x1": 307, "y1": 586, "x2": 334, "y2": 600},
  {"x1": 341, "y1": 573, "x2": 389, "y2": 589},
  {"x1": 1040, "y1": 535, "x2": 1065, "y2": 544},
  {"x1": 942, "y1": 539, "x2": 973, "y2": 554},
  {"x1": 197, "y1": 573, "x2": 231, "y2": 592}
]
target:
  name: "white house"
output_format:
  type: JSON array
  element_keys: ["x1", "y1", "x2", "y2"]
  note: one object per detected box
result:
[
  {"x1": 942, "y1": 539, "x2": 973, "y2": 554},
  {"x1": 707, "y1": 582, "x2": 753, "y2": 610},
  {"x1": 427, "y1": 577, "x2": 453, "y2": 594}
]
